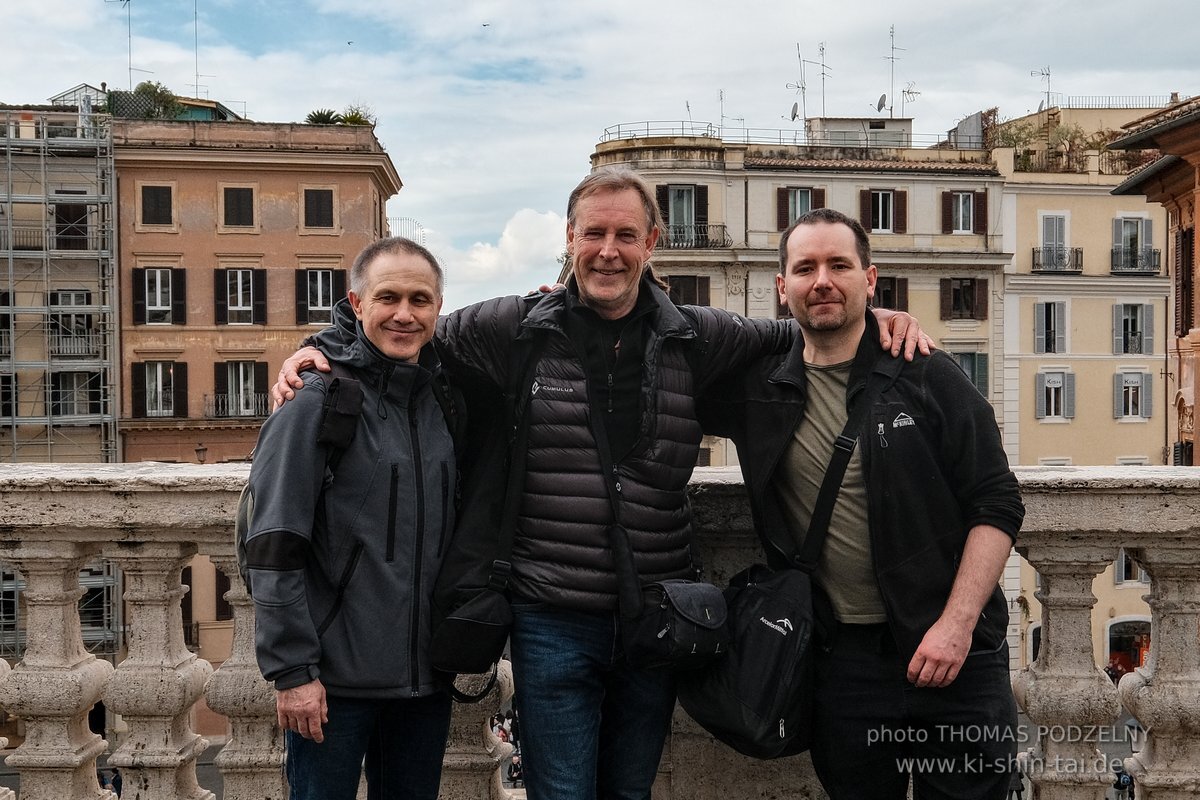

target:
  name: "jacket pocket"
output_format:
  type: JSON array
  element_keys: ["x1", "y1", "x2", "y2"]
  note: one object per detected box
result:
[{"x1": 316, "y1": 540, "x2": 364, "y2": 636}]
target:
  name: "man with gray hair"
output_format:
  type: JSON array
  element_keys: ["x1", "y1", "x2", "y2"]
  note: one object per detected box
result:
[{"x1": 248, "y1": 237, "x2": 460, "y2": 800}]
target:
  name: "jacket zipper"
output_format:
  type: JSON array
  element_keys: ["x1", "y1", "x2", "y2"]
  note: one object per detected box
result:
[{"x1": 408, "y1": 404, "x2": 426, "y2": 696}]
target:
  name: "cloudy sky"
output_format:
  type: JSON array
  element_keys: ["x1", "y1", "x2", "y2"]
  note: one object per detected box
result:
[{"x1": 1, "y1": 0, "x2": 1192, "y2": 310}]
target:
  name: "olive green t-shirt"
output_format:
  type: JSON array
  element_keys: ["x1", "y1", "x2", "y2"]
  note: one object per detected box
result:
[{"x1": 771, "y1": 361, "x2": 887, "y2": 623}]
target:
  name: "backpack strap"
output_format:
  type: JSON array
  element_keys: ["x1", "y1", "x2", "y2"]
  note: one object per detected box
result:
[{"x1": 310, "y1": 362, "x2": 363, "y2": 473}]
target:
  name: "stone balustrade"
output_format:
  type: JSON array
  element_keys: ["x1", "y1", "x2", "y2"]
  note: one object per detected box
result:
[{"x1": 0, "y1": 463, "x2": 1197, "y2": 799}]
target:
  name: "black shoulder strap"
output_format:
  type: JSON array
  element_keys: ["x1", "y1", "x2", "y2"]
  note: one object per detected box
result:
[
  {"x1": 485, "y1": 332, "x2": 547, "y2": 594},
  {"x1": 430, "y1": 370, "x2": 467, "y2": 460},
  {"x1": 791, "y1": 352, "x2": 905, "y2": 572},
  {"x1": 310, "y1": 362, "x2": 363, "y2": 473}
]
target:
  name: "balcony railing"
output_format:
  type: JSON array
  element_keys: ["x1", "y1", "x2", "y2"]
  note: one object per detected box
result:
[
  {"x1": 203, "y1": 392, "x2": 270, "y2": 418},
  {"x1": 1, "y1": 464, "x2": 1199, "y2": 799},
  {"x1": 1033, "y1": 246, "x2": 1084, "y2": 273},
  {"x1": 49, "y1": 332, "x2": 102, "y2": 358},
  {"x1": 0, "y1": 226, "x2": 108, "y2": 252},
  {"x1": 1111, "y1": 246, "x2": 1162, "y2": 274},
  {"x1": 662, "y1": 223, "x2": 733, "y2": 250}
]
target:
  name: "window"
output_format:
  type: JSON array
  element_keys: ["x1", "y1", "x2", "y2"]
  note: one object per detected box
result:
[
  {"x1": 1176, "y1": 229, "x2": 1195, "y2": 336},
  {"x1": 49, "y1": 290, "x2": 96, "y2": 357},
  {"x1": 131, "y1": 360, "x2": 187, "y2": 419},
  {"x1": 141, "y1": 185, "x2": 173, "y2": 226},
  {"x1": 941, "y1": 190, "x2": 988, "y2": 235},
  {"x1": 666, "y1": 275, "x2": 710, "y2": 306},
  {"x1": 1035, "y1": 371, "x2": 1075, "y2": 419},
  {"x1": 214, "y1": 361, "x2": 268, "y2": 417},
  {"x1": 860, "y1": 189, "x2": 906, "y2": 234},
  {"x1": 1115, "y1": 549, "x2": 1148, "y2": 584},
  {"x1": 296, "y1": 269, "x2": 345, "y2": 325},
  {"x1": 655, "y1": 184, "x2": 709, "y2": 247},
  {"x1": 215, "y1": 268, "x2": 266, "y2": 325},
  {"x1": 940, "y1": 278, "x2": 988, "y2": 321},
  {"x1": 304, "y1": 188, "x2": 335, "y2": 229},
  {"x1": 951, "y1": 352, "x2": 989, "y2": 398},
  {"x1": 54, "y1": 193, "x2": 89, "y2": 250},
  {"x1": 1035, "y1": 301, "x2": 1066, "y2": 354},
  {"x1": 0, "y1": 291, "x2": 9, "y2": 358},
  {"x1": 0, "y1": 374, "x2": 12, "y2": 417},
  {"x1": 1113, "y1": 304, "x2": 1153, "y2": 355},
  {"x1": 775, "y1": 187, "x2": 826, "y2": 229},
  {"x1": 50, "y1": 371, "x2": 102, "y2": 416},
  {"x1": 133, "y1": 267, "x2": 186, "y2": 325},
  {"x1": 1039, "y1": 214, "x2": 1068, "y2": 268},
  {"x1": 872, "y1": 277, "x2": 908, "y2": 312},
  {"x1": 222, "y1": 186, "x2": 255, "y2": 228},
  {"x1": 1114, "y1": 372, "x2": 1152, "y2": 419},
  {"x1": 1111, "y1": 217, "x2": 1157, "y2": 272}
]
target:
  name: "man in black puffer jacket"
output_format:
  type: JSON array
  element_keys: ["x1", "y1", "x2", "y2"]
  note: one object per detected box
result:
[{"x1": 274, "y1": 169, "x2": 927, "y2": 800}]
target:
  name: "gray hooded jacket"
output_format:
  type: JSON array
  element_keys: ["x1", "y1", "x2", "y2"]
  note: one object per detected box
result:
[{"x1": 246, "y1": 329, "x2": 457, "y2": 698}]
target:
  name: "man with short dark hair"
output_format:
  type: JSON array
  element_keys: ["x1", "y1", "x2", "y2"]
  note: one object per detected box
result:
[
  {"x1": 701, "y1": 208, "x2": 1023, "y2": 799},
  {"x1": 273, "y1": 172, "x2": 929, "y2": 800},
  {"x1": 247, "y1": 237, "x2": 459, "y2": 800}
]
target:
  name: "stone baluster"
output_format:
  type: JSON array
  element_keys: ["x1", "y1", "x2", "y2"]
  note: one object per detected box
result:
[
  {"x1": 103, "y1": 543, "x2": 214, "y2": 800},
  {"x1": 1012, "y1": 546, "x2": 1121, "y2": 800},
  {"x1": 203, "y1": 554, "x2": 287, "y2": 800},
  {"x1": 0, "y1": 657, "x2": 12, "y2": 800},
  {"x1": 0, "y1": 542, "x2": 114, "y2": 800},
  {"x1": 439, "y1": 662, "x2": 516, "y2": 800},
  {"x1": 1119, "y1": 547, "x2": 1200, "y2": 798}
]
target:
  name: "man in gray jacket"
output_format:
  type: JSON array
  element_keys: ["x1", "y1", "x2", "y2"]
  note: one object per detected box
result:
[{"x1": 245, "y1": 237, "x2": 459, "y2": 800}]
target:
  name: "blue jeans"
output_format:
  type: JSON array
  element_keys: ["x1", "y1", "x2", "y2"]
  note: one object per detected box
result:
[
  {"x1": 510, "y1": 598, "x2": 677, "y2": 800},
  {"x1": 286, "y1": 691, "x2": 452, "y2": 800}
]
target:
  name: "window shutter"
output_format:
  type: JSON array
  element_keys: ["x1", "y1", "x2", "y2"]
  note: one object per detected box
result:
[
  {"x1": 1142, "y1": 373, "x2": 1153, "y2": 418},
  {"x1": 695, "y1": 185, "x2": 708, "y2": 228},
  {"x1": 131, "y1": 362, "x2": 146, "y2": 419},
  {"x1": 974, "y1": 191, "x2": 988, "y2": 235},
  {"x1": 1035, "y1": 303, "x2": 1047, "y2": 354},
  {"x1": 1177, "y1": 229, "x2": 1195, "y2": 336},
  {"x1": 252, "y1": 269, "x2": 267, "y2": 325},
  {"x1": 1112, "y1": 218, "x2": 1123, "y2": 249},
  {"x1": 939, "y1": 278, "x2": 952, "y2": 320},
  {"x1": 859, "y1": 190, "x2": 871, "y2": 228},
  {"x1": 941, "y1": 192, "x2": 952, "y2": 234},
  {"x1": 812, "y1": 188, "x2": 826, "y2": 210},
  {"x1": 214, "y1": 363, "x2": 228, "y2": 397},
  {"x1": 254, "y1": 362, "x2": 269, "y2": 407},
  {"x1": 173, "y1": 362, "x2": 188, "y2": 417},
  {"x1": 333, "y1": 269, "x2": 347, "y2": 302},
  {"x1": 974, "y1": 279, "x2": 988, "y2": 320},
  {"x1": 777, "y1": 188, "x2": 790, "y2": 231},
  {"x1": 1143, "y1": 218, "x2": 1154, "y2": 261},
  {"x1": 1112, "y1": 305, "x2": 1123, "y2": 354},
  {"x1": 896, "y1": 278, "x2": 908, "y2": 312},
  {"x1": 1063, "y1": 373, "x2": 1076, "y2": 419},
  {"x1": 698, "y1": 276, "x2": 711, "y2": 306},
  {"x1": 655, "y1": 186, "x2": 669, "y2": 225},
  {"x1": 893, "y1": 191, "x2": 908, "y2": 234},
  {"x1": 214, "y1": 269, "x2": 228, "y2": 324},
  {"x1": 1054, "y1": 302, "x2": 1066, "y2": 353},
  {"x1": 1035, "y1": 373, "x2": 1047, "y2": 418},
  {"x1": 172, "y1": 268, "x2": 187, "y2": 325},
  {"x1": 1113, "y1": 373, "x2": 1124, "y2": 418},
  {"x1": 1142, "y1": 304, "x2": 1154, "y2": 355},
  {"x1": 295, "y1": 269, "x2": 308, "y2": 325},
  {"x1": 974, "y1": 353, "x2": 989, "y2": 398},
  {"x1": 132, "y1": 268, "x2": 147, "y2": 324}
]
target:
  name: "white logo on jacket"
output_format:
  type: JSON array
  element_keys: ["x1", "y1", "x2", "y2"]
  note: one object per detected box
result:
[
  {"x1": 531, "y1": 380, "x2": 573, "y2": 396},
  {"x1": 892, "y1": 412, "x2": 915, "y2": 428},
  {"x1": 759, "y1": 617, "x2": 793, "y2": 636}
]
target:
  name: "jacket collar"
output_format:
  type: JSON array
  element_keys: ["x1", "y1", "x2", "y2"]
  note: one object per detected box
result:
[
  {"x1": 321, "y1": 297, "x2": 439, "y2": 404},
  {"x1": 521, "y1": 269, "x2": 696, "y2": 342},
  {"x1": 768, "y1": 312, "x2": 883, "y2": 405}
]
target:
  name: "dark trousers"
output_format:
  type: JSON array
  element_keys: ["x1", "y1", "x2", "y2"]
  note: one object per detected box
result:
[
  {"x1": 285, "y1": 691, "x2": 453, "y2": 800},
  {"x1": 811, "y1": 622, "x2": 1017, "y2": 800}
]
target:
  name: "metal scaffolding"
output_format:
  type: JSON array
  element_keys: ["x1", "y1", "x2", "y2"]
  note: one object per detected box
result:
[{"x1": 1, "y1": 105, "x2": 117, "y2": 462}]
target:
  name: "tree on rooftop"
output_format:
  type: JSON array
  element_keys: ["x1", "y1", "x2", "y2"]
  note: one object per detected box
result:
[
  {"x1": 305, "y1": 108, "x2": 343, "y2": 124},
  {"x1": 340, "y1": 104, "x2": 376, "y2": 126}
]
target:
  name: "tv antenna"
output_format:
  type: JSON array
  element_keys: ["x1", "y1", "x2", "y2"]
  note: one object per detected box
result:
[
  {"x1": 900, "y1": 81, "x2": 920, "y2": 116},
  {"x1": 1032, "y1": 66, "x2": 1052, "y2": 111},
  {"x1": 105, "y1": 0, "x2": 139, "y2": 90},
  {"x1": 785, "y1": 44, "x2": 826, "y2": 124},
  {"x1": 883, "y1": 24, "x2": 906, "y2": 118},
  {"x1": 718, "y1": 90, "x2": 743, "y2": 133}
]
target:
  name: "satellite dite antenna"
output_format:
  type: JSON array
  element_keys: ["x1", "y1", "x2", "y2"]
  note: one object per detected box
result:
[
  {"x1": 874, "y1": 94, "x2": 887, "y2": 113},
  {"x1": 791, "y1": 102, "x2": 799, "y2": 121}
]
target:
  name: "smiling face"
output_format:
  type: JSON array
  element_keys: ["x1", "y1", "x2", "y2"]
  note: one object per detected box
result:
[
  {"x1": 566, "y1": 187, "x2": 660, "y2": 320},
  {"x1": 347, "y1": 250, "x2": 443, "y2": 362},
  {"x1": 777, "y1": 220, "x2": 877, "y2": 337}
]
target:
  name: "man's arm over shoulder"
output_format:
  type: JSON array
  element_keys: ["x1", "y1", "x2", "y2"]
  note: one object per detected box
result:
[
  {"x1": 436, "y1": 294, "x2": 533, "y2": 390},
  {"x1": 682, "y1": 306, "x2": 794, "y2": 390},
  {"x1": 247, "y1": 372, "x2": 331, "y2": 690}
]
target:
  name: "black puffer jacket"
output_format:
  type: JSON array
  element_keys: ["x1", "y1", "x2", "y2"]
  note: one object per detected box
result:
[{"x1": 316, "y1": 274, "x2": 791, "y2": 613}]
